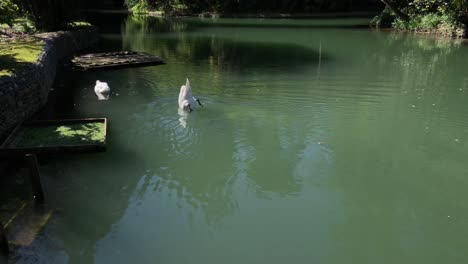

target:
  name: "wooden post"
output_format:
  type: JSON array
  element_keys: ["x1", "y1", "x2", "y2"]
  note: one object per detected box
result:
[
  {"x1": 0, "y1": 226, "x2": 7, "y2": 257},
  {"x1": 25, "y1": 154, "x2": 45, "y2": 202}
]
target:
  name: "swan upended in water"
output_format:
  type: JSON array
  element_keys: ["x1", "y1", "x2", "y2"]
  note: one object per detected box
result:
[
  {"x1": 94, "y1": 80, "x2": 110, "y2": 100},
  {"x1": 178, "y1": 78, "x2": 203, "y2": 112}
]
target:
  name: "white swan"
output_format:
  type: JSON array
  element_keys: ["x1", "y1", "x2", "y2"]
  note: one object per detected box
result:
[
  {"x1": 94, "y1": 80, "x2": 110, "y2": 100},
  {"x1": 178, "y1": 78, "x2": 203, "y2": 112}
]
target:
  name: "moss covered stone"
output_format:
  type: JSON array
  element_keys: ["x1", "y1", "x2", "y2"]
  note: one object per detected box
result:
[{"x1": 0, "y1": 37, "x2": 44, "y2": 77}]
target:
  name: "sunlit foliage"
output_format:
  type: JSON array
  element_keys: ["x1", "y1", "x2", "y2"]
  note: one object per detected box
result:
[
  {"x1": 124, "y1": 0, "x2": 384, "y2": 15},
  {"x1": 375, "y1": 0, "x2": 467, "y2": 36},
  {"x1": 0, "y1": 0, "x2": 19, "y2": 26}
]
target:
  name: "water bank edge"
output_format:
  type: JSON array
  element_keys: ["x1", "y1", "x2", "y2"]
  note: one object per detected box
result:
[{"x1": 0, "y1": 27, "x2": 99, "y2": 139}]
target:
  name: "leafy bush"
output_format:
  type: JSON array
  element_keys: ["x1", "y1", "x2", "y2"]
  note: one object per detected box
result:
[
  {"x1": 124, "y1": 0, "x2": 385, "y2": 16},
  {"x1": 124, "y1": 0, "x2": 186, "y2": 15},
  {"x1": 392, "y1": 17, "x2": 420, "y2": 30},
  {"x1": 127, "y1": 0, "x2": 151, "y2": 14},
  {"x1": 370, "y1": 7, "x2": 395, "y2": 28},
  {"x1": 376, "y1": 0, "x2": 466, "y2": 37},
  {"x1": 0, "y1": 0, "x2": 19, "y2": 26},
  {"x1": 419, "y1": 13, "x2": 451, "y2": 29},
  {"x1": 12, "y1": 0, "x2": 82, "y2": 31}
]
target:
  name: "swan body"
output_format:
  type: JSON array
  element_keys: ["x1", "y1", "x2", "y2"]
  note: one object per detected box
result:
[
  {"x1": 94, "y1": 80, "x2": 110, "y2": 100},
  {"x1": 178, "y1": 78, "x2": 202, "y2": 112}
]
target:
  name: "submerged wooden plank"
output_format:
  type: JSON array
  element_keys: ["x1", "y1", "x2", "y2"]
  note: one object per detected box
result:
[
  {"x1": 0, "y1": 225, "x2": 7, "y2": 256},
  {"x1": 3, "y1": 202, "x2": 53, "y2": 247},
  {"x1": 72, "y1": 51, "x2": 165, "y2": 70},
  {"x1": 0, "y1": 118, "x2": 107, "y2": 156}
]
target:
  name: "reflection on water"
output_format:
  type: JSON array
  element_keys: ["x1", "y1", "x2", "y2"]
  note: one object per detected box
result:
[
  {"x1": 11, "y1": 16, "x2": 468, "y2": 264},
  {"x1": 177, "y1": 108, "x2": 188, "y2": 128}
]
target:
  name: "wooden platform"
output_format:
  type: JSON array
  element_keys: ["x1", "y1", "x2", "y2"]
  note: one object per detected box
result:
[
  {"x1": 72, "y1": 51, "x2": 165, "y2": 70},
  {"x1": 0, "y1": 118, "x2": 107, "y2": 156}
]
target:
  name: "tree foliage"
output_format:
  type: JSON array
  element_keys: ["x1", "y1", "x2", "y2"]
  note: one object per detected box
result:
[
  {"x1": 2, "y1": 0, "x2": 83, "y2": 32},
  {"x1": 124, "y1": 0, "x2": 383, "y2": 15},
  {"x1": 13, "y1": 0, "x2": 82, "y2": 31},
  {"x1": 0, "y1": 0, "x2": 19, "y2": 26},
  {"x1": 383, "y1": 0, "x2": 467, "y2": 20},
  {"x1": 376, "y1": 0, "x2": 467, "y2": 36}
]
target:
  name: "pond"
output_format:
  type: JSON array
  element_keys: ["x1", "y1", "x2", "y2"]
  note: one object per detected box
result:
[{"x1": 14, "y1": 16, "x2": 468, "y2": 263}]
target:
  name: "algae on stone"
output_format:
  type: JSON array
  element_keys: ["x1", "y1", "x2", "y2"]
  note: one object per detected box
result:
[
  {"x1": 0, "y1": 37, "x2": 44, "y2": 77},
  {"x1": 16, "y1": 123, "x2": 105, "y2": 147},
  {"x1": 66, "y1": 21, "x2": 92, "y2": 30}
]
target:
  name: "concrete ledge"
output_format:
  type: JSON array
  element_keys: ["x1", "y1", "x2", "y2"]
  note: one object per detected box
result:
[{"x1": 0, "y1": 27, "x2": 99, "y2": 139}]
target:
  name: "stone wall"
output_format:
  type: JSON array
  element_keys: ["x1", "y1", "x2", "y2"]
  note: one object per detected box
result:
[{"x1": 0, "y1": 27, "x2": 99, "y2": 139}]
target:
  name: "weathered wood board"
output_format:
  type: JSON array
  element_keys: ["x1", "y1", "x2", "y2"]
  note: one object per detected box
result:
[{"x1": 72, "y1": 51, "x2": 165, "y2": 70}]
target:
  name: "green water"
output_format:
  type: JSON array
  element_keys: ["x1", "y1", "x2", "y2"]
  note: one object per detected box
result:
[{"x1": 15, "y1": 17, "x2": 468, "y2": 263}]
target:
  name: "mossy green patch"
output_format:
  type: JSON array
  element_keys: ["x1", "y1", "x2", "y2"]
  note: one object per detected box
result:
[
  {"x1": 17, "y1": 123, "x2": 105, "y2": 147},
  {"x1": 0, "y1": 37, "x2": 44, "y2": 77},
  {"x1": 66, "y1": 21, "x2": 92, "y2": 30}
]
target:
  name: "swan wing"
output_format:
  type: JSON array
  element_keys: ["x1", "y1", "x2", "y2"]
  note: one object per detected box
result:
[
  {"x1": 185, "y1": 79, "x2": 193, "y2": 97},
  {"x1": 178, "y1": 85, "x2": 187, "y2": 109}
]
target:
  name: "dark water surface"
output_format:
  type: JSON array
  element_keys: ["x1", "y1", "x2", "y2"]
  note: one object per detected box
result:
[{"x1": 14, "y1": 17, "x2": 468, "y2": 263}]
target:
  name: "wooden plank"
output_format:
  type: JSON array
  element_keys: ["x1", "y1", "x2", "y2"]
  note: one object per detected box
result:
[
  {"x1": 2, "y1": 202, "x2": 53, "y2": 247},
  {"x1": 24, "y1": 118, "x2": 105, "y2": 126},
  {"x1": 72, "y1": 51, "x2": 165, "y2": 71},
  {"x1": 0, "y1": 144, "x2": 106, "y2": 157},
  {"x1": 25, "y1": 154, "x2": 44, "y2": 203},
  {"x1": 2, "y1": 118, "x2": 106, "y2": 147},
  {"x1": 78, "y1": 51, "x2": 138, "y2": 58},
  {"x1": 78, "y1": 60, "x2": 164, "y2": 70}
]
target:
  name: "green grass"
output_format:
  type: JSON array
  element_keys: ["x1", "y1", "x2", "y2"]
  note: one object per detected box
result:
[
  {"x1": 17, "y1": 123, "x2": 106, "y2": 147},
  {"x1": 0, "y1": 37, "x2": 44, "y2": 77}
]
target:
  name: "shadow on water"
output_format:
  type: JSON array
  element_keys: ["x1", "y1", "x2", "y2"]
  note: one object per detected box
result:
[
  {"x1": 163, "y1": 37, "x2": 324, "y2": 72},
  {"x1": 121, "y1": 17, "x2": 328, "y2": 74},
  {"x1": 122, "y1": 15, "x2": 371, "y2": 34},
  {"x1": 185, "y1": 19, "x2": 372, "y2": 29},
  {"x1": 10, "y1": 142, "x2": 146, "y2": 263},
  {"x1": 84, "y1": 12, "x2": 130, "y2": 34}
]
